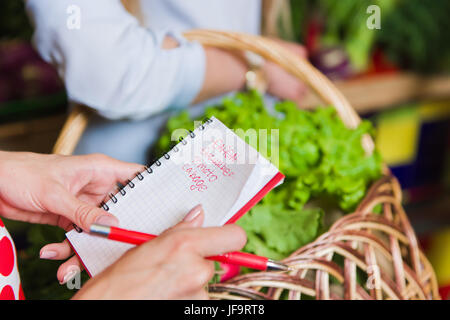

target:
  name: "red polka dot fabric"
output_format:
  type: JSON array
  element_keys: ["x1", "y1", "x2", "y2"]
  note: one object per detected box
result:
[
  {"x1": 0, "y1": 236, "x2": 15, "y2": 277},
  {"x1": 0, "y1": 285, "x2": 14, "y2": 300},
  {"x1": 0, "y1": 218, "x2": 23, "y2": 300}
]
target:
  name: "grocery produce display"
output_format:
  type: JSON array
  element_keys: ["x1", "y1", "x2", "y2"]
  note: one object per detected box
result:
[
  {"x1": 289, "y1": 0, "x2": 450, "y2": 75},
  {"x1": 156, "y1": 91, "x2": 383, "y2": 260}
]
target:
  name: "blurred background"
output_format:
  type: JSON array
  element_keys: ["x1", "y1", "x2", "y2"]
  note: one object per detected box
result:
[{"x1": 0, "y1": 0, "x2": 449, "y2": 299}]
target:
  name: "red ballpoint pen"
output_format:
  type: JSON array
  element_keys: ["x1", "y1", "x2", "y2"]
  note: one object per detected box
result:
[{"x1": 90, "y1": 224, "x2": 289, "y2": 271}]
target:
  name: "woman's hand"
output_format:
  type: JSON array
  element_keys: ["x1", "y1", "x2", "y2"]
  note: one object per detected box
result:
[
  {"x1": 73, "y1": 205, "x2": 247, "y2": 300},
  {"x1": 0, "y1": 151, "x2": 143, "y2": 281},
  {"x1": 0, "y1": 151, "x2": 142, "y2": 229},
  {"x1": 193, "y1": 38, "x2": 308, "y2": 106},
  {"x1": 264, "y1": 39, "x2": 309, "y2": 105}
]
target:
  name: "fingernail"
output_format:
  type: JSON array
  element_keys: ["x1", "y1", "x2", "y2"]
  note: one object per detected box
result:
[
  {"x1": 95, "y1": 215, "x2": 119, "y2": 227},
  {"x1": 183, "y1": 204, "x2": 203, "y2": 222},
  {"x1": 60, "y1": 270, "x2": 78, "y2": 285},
  {"x1": 40, "y1": 250, "x2": 57, "y2": 260}
]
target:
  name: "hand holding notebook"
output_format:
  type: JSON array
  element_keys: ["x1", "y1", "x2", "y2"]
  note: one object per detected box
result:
[{"x1": 67, "y1": 117, "x2": 284, "y2": 277}]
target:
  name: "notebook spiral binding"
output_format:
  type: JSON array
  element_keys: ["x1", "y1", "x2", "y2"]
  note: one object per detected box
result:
[{"x1": 72, "y1": 117, "x2": 214, "y2": 233}]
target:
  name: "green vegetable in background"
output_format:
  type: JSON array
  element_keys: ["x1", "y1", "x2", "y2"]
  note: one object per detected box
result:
[
  {"x1": 238, "y1": 204, "x2": 323, "y2": 260},
  {"x1": 377, "y1": 0, "x2": 450, "y2": 73},
  {"x1": 314, "y1": 0, "x2": 398, "y2": 71},
  {"x1": 288, "y1": 0, "x2": 450, "y2": 74},
  {"x1": 156, "y1": 91, "x2": 383, "y2": 259}
]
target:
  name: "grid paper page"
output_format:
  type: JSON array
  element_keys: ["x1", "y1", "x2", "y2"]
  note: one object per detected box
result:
[{"x1": 67, "y1": 117, "x2": 280, "y2": 277}]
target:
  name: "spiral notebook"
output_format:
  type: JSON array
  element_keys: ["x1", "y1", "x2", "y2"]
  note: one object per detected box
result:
[{"x1": 66, "y1": 117, "x2": 284, "y2": 277}]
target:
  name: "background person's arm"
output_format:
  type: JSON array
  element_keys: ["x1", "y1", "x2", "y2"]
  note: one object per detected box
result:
[
  {"x1": 26, "y1": 0, "x2": 307, "y2": 121},
  {"x1": 195, "y1": 38, "x2": 308, "y2": 106}
]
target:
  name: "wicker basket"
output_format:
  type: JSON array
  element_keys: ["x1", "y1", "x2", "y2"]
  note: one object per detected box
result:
[{"x1": 52, "y1": 30, "x2": 440, "y2": 300}]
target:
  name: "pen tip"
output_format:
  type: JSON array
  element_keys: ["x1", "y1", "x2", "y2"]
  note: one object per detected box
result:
[
  {"x1": 89, "y1": 224, "x2": 111, "y2": 237},
  {"x1": 266, "y1": 259, "x2": 290, "y2": 271}
]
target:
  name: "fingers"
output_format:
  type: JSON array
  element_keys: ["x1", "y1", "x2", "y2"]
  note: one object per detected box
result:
[
  {"x1": 285, "y1": 42, "x2": 307, "y2": 58},
  {"x1": 174, "y1": 259, "x2": 214, "y2": 300},
  {"x1": 161, "y1": 204, "x2": 205, "y2": 234},
  {"x1": 270, "y1": 38, "x2": 308, "y2": 58},
  {"x1": 264, "y1": 39, "x2": 309, "y2": 105},
  {"x1": 51, "y1": 185, "x2": 119, "y2": 232},
  {"x1": 40, "y1": 240, "x2": 73, "y2": 260},
  {"x1": 0, "y1": 201, "x2": 60, "y2": 226},
  {"x1": 194, "y1": 224, "x2": 247, "y2": 257},
  {"x1": 179, "y1": 204, "x2": 204, "y2": 227},
  {"x1": 166, "y1": 224, "x2": 247, "y2": 258},
  {"x1": 159, "y1": 204, "x2": 246, "y2": 257},
  {"x1": 57, "y1": 255, "x2": 84, "y2": 285},
  {"x1": 264, "y1": 59, "x2": 308, "y2": 105},
  {"x1": 85, "y1": 153, "x2": 144, "y2": 183},
  {"x1": 38, "y1": 239, "x2": 84, "y2": 285},
  {"x1": 274, "y1": 78, "x2": 307, "y2": 104},
  {"x1": 39, "y1": 240, "x2": 85, "y2": 285}
]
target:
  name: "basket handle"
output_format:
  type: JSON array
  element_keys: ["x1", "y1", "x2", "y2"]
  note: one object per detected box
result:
[{"x1": 53, "y1": 30, "x2": 374, "y2": 155}]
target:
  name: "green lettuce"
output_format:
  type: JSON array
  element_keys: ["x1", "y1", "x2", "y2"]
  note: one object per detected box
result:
[{"x1": 237, "y1": 204, "x2": 323, "y2": 260}]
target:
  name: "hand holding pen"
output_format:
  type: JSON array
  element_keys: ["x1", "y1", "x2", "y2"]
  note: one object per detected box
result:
[
  {"x1": 90, "y1": 205, "x2": 289, "y2": 272},
  {"x1": 75, "y1": 205, "x2": 248, "y2": 299}
]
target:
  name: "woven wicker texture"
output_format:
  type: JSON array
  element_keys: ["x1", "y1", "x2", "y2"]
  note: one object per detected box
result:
[
  {"x1": 209, "y1": 175, "x2": 439, "y2": 300},
  {"x1": 52, "y1": 30, "x2": 440, "y2": 300}
]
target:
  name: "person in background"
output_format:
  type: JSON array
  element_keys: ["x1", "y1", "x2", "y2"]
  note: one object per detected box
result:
[
  {"x1": 0, "y1": 151, "x2": 245, "y2": 299},
  {"x1": 24, "y1": 0, "x2": 305, "y2": 287},
  {"x1": 25, "y1": 0, "x2": 307, "y2": 164}
]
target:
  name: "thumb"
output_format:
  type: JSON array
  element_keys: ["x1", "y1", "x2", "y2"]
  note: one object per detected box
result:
[
  {"x1": 162, "y1": 204, "x2": 204, "y2": 235},
  {"x1": 52, "y1": 189, "x2": 119, "y2": 232}
]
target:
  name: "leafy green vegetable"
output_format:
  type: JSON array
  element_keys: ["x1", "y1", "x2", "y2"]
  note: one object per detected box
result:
[
  {"x1": 237, "y1": 204, "x2": 323, "y2": 260},
  {"x1": 156, "y1": 91, "x2": 383, "y2": 259}
]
